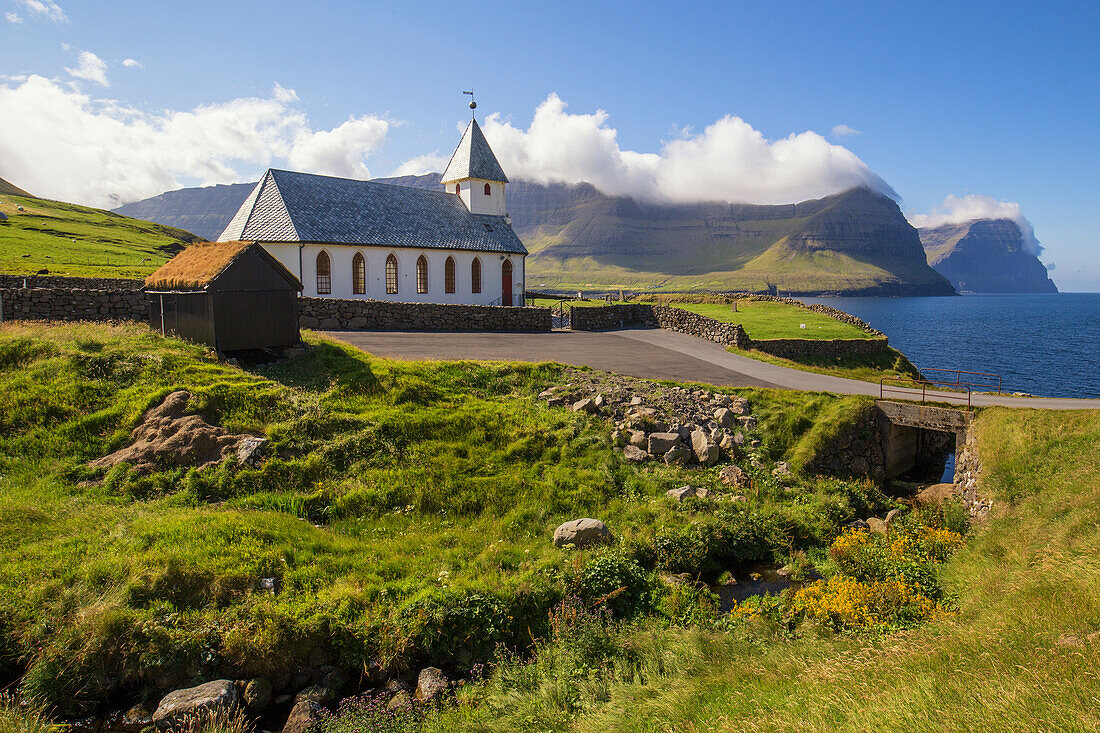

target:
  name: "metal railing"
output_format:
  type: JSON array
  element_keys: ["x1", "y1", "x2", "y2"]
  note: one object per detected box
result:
[
  {"x1": 550, "y1": 299, "x2": 572, "y2": 329},
  {"x1": 880, "y1": 376, "x2": 973, "y2": 408},
  {"x1": 918, "y1": 367, "x2": 1002, "y2": 394}
]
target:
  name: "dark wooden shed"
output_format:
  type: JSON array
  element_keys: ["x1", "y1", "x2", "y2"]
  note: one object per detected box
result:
[{"x1": 145, "y1": 241, "x2": 303, "y2": 352}]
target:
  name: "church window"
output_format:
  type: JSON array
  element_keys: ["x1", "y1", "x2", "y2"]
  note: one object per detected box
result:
[
  {"x1": 445, "y1": 256, "x2": 456, "y2": 293},
  {"x1": 416, "y1": 255, "x2": 428, "y2": 294},
  {"x1": 352, "y1": 252, "x2": 366, "y2": 294},
  {"x1": 316, "y1": 250, "x2": 331, "y2": 295},
  {"x1": 471, "y1": 257, "x2": 482, "y2": 294},
  {"x1": 386, "y1": 254, "x2": 398, "y2": 294},
  {"x1": 484, "y1": 182, "x2": 491, "y2": 196}
]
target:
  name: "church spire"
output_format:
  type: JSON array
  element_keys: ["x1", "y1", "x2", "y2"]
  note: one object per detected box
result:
[{"x1": 442, "y1": 95, "x2": 509, "y2": 215}]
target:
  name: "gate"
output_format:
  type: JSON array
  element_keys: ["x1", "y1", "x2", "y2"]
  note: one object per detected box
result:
[{"x1": 551, "y1": 300, "x2": 572, "y2": 329}]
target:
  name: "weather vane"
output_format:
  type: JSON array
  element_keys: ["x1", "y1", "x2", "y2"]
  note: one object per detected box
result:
[{"x1": 463, "y1": 90, "x2": 476, "y2": 118}]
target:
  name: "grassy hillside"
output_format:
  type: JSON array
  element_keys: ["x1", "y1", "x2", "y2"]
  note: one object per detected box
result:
[
  {"x1": 0, "y1": 177, "x2": 33, "y2": 198},
  {"x1": 422, "y1": 406, "x2": 1100, "y2": 732},
  {"x1": 0, "y1": 194, "x2": 200, "y2": 278},
  {"x1": 0, "y1": 321, "x2": 907, "y2": 718}
]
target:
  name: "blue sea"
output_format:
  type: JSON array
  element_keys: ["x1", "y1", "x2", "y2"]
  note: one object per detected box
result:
[{"x1": 801, "y1": 293, "x2": 1100, "y2": 399}]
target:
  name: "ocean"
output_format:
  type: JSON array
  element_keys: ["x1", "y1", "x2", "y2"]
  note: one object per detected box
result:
[{"x1": 801, "y1": 293, "x2": 1100, "y2": 399}]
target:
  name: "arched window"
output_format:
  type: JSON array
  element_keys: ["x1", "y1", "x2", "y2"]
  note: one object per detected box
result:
[
  {"x1": 455, "y1": 182, "x2": 461, "y2": 195},
  {"x1": 352, "y1": 252, "x2": 366, "y2": 295},
  {"x1": 445, "y1": 256, "x2": 456, "y2": 294},
  {"x1": 385, "y1": 254, "x2": 398, "y2": 294},
  {"x1": 416, "y1": 255, "x2": 428, "y2": 294},
  {"x1": 316, "y1": 250, "x2": 331, "y2": 295},
  {"x1": 484, "y1": 182, "x2": 491, "y2": 196},
  {"x1": 471, "y1": 257, "x2": 482, "y2": 294}
]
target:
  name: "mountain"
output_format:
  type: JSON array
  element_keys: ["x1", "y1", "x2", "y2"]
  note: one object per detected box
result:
[
  {"x1": 919, "y1": 219, "x2": 1057, "y2": 293},
  {"x1": 0, "y1": 176, "x2": 33, "y2": 198},
  {"x1": 115, "y1": 182, "x2": 255, "y2": 242},
  {"x1": 114, "y1": 175, "x2": 956, "y2": 296}
]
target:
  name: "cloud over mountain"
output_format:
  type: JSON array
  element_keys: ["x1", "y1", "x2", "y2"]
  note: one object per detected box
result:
[
  {"x1": 0, "y1": 75, "x2": 390, "y2": 208},
  {"x1": 908, "y1": 194, "x2": 1043, "y2": 256},
  {"x1": 475, "y1": 94, "x2": 894, "y2": 205}
]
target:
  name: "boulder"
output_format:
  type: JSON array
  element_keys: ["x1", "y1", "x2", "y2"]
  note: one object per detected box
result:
[
  {"x1": 690, "y1": 429, "x2": 719, "y2": 466},
  {"x1": 623, "y1": 445, "x2": 650, "y2": 462},
  {"x1": 242, "y1": 678, "x2": 272, "y2": 711},
  {"x1": 663, "y1": 445, "x2": 691, "y2": 466},
  {"x1": 236, "y1": 437, "x2": 267, "y2": 467},
  {"x1": 386, "y1": 690, "x2": 413, "y2": 711},
  {"x1": 554, "y1": 518, "x2": 612, "y2": 548},
  {"x1": 714, "y1": 408, "x2": 737, "y2": 429},
  {"x1": 719, "y1": 465, "x2": 748, "y2": 488},
  {"x1": 866, "y1": 517, "x2": 888, "y2": 534},
  {"x1": 153, "y1": 680, "x2": 239, "y2": 729},
  {"x1": 593, "y1": 393, "x2": 608, "y2": 409},
  {"x1": 628, "y1": 429, "x2": 647, "y2": 448},
  {"x1": 667, "y1": 485, "x2": 709, "y2": 503},
  {"x1": 846, "y1": 519, "x2": 871, "y2": 531},
  {"x1": 294, "y1": 684, "x2": 332, "y2": 705},
  {"x1": 917, "y1": 482, "x2": 960, "y2": 505},
  {"x1": 572, "y1": 397, "x2": 599, "y2": 414},
  {"x1": 610, "y1": 429, "x2": 628, "y2": 447},
  {"x1": 885, "y1": 508, "x2": 903, "y2": 527},
  {"x1": 415, "y1": 667, "x2": 449, "y2": 701},
  {"x1": 282, "y1": 700, "x2": 323, "y2": 733},
  {"x1": 647, "y1": 432, "x2": 681, "y2": 455}
]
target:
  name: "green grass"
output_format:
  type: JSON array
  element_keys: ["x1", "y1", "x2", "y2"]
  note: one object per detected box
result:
[
  {"x1": 527, "y1": 298, "x2": 608, "y2": 308},
  {"x1": 418, "y1": 406, "x2": 1100, "y2": 732},
  {"x1": 668, "y1": 300, "x2": 873, "y2": 340},
  {"x1": 0, "y1": 321, "x2": 891, "y2": 717},
  {"x1": 735, "y1": 346, "x2": 922, "y2": 384},
  {"x1": 0, "y1": 195, "x2": 200, "y2": 278}
]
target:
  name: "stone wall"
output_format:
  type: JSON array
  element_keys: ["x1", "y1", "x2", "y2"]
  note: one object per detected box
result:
[
  {"x1": 804, "y1": 403, "x2": 888, "y2": 481},
  {"x1": 299, "y1": 297, "x2": 552, "y2": 332},
  {"x1": 0, "y1": 286, "x2": 147, "y2": 322},
  {"x1": 749, "y1": 336, "x2": 892, "y2": 361},
  {"x1": 570, "y1": 304, "x2": 750, "y2": 347},
  {"x1": 0, "y1": 273, "x2": 145, "y2": 291}
]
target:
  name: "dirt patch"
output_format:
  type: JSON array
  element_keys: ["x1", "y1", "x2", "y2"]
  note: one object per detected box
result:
[{"x1": 87, "y1": 390, "x2": 266, "y2": 475}]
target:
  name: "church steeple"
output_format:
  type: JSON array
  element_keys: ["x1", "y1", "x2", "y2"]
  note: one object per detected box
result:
[{"x1": 441, "y1": 107, "x2": 508, "y2": 215}]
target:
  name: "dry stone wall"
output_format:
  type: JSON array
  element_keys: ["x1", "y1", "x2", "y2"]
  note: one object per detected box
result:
[
  {"x1": 299, "y1": 297, "x2": 552, "y2": 332},
  {"x1": 0, "y1": 286, "x2": 147, "y2": 322},
  {"x1": 0, "y1": 274, "x2": 145, "y2": 291},
  {"x1": 570, "y1": 304, "x2": 750, "y2": 347},
  {"x1": 749, "y1": 337, "x2": 892, "y2": 360}
]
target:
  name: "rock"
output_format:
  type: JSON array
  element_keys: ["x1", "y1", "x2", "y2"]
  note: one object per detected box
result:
[
  {"x1": 236, "y1": 436, "x2": 267, "y2": 466},
  {"x1": 593, "y1": 393, "x2": 607, "y2": 409},
  {"x1": 623, "y1": 445, "x2": 650, "y2": 462},
  {"x1": 294, "y1": 684, "x2": 332, "y2": 705},
  {"x1": 737, "y1": 416, "x2": 758, "y2": 430},
  {"x1": 846, "y1": 519, "x2": 871, "y2": 531},
  {"x1": 667, "y1": 485, "x2": 710, "y2": 503},
  {"x1": 719, "y1": 465, "x2": 748, "y2": 488},
  {"x1": 866, "y1": 517, "x2": 888, "y2": 534},
  {"x1": 772, "y1": 462, "x2": 793, "y2": 480},
  {"x1": 153, "y1": 680, "x2": 239, "y2": 729},
  {"x1": 415, "y1": 667, "x2": 448, "y2": 701},
  {"x1": 629, "y1": 395, "x2": 643, "y2": 406},
  {"x1": 537, "y1": 389, "x2": 557, "y2": 400},
  {"x1": 917, "y1": 482, "x2": 960, "y2": 505},
  {"x1": 628, "y1": 429, "x2": 647, "y2": 448},
  {"x1": 732, "y1": 432, "x2": 746, "y2": 446},
  {"x1": 885, "y1": 508, "x2": 903, "y2": 527},
  {"x1": 714, "y1": 407, "x2": 738, "y2": 429},
  {"x1": 730, "y1": 398, "x2": 750, "y2": 415},
  {"x1": 282, "y1": 700, "x2": 323, "y2": 733},
  {"x1": 554, "y1": 518, "x2": 612, "y2": 548},
  {"x1": 386, "y1": 690, "x2": 413, "y2": 711},
  {"x1": 663, "y1": 444, "x2": 691, "y2": 465},
  {"x1": 610, "y1": 429, "x2": 628, "y2": 447},
  {"x1": 729, "y1": 495, "x2": 747, "y2": 503},
  {"x1": 547, "y1": 397, "x2": 564, "y2": 407},
  {"x1": 647, "y1": 432, "x2": 681, "y2": 455},
  {"x1": 122, "y1": 704, "x2": 153, "y2": 731},
  {"x1": 690, "y1": 429, "x2": 719, "y2": 466},
  {"x1": 572, "y1": 397, "x2": 598, "y2": 414},
  {"x1": 242, "y1": 678, "x2": 272, "y2": 711}
]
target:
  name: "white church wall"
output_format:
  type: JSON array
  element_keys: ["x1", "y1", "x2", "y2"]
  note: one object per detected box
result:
[
  {"x1": 445, "y1": 179, "x2": 506, "y2": 216},
  {"x1": 259, "y1": 243, "x2": 525, "y2": 306}
]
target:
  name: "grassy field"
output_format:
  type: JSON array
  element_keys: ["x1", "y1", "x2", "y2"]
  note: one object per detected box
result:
[
  {"x1": 0, "y1": 195, "x2": 200, "y2": 278},
  {"x1": 739, "y1": 347, "x2": 922, "y2": 383},
  {"x1": 414, "y1": 406, "x2": 1100, "y2": 732},
  {"x1": 668, "y1": 300, "x2": 873, "y2": 340},
  {"x1": 0, "y1": 321, "x2": 897, "y2": 718}
]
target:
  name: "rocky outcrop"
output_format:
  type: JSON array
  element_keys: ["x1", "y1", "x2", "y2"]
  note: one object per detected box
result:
[
  {"x1": 152, "y1": 680, "x2": 238, "y2": 729},
  {"x1": 920, "y1": 218, "x2": 1057, "y2": 293}
]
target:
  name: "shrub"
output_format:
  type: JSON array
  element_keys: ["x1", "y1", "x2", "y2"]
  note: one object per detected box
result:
[
  {"x1": 790, "y1": 575, "x2": 941, "y2": 631},
  {"x1": 576, "y1": 550, "x2": 653, "y2": 619},
  {"x1": 313, "y1": 692, "x2": 424, "y2": 733},
  {"x1": 659, "y1": 582, "x2": 721, "y2": 627}
]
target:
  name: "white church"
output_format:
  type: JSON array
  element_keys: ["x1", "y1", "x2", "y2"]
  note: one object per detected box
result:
[{"x1": 217, "y1": 112, "x2": 528, "y2": 306}]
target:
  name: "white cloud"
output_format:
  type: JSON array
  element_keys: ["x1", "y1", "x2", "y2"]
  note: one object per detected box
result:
[
  {"x1": 6, "y1": 12, "x2": 23, "y2": 23},
  {"x1": 390, "y1": 153, "x2": 450, "y2": 177},
  {"x1": 475, "y1": 94, "x2": 893, "y2": 205},
  {"x1": 121, "y1": 58, "x2": 143, "y2": 69},
  {"x1": 272, "y1": 82, "x2": 298, "y2": 103},
  {"x1": 65, "y1": 50, "x2": 108, "y2": 87},
  {"x1": 14, "y1": 0, "x2": 66, "y2": 22},
  {"x1": 907, "y1": 194, "x2": 1043, "y2": 256},
  {"x1": 831, "y1": 124, "x2": 862, "y2": 138},
  {"x1": 0, "y1": 76, "x2": 390, "y2": 208}
]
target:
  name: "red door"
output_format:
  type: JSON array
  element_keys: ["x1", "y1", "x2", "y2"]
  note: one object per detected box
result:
[{"x1": 502, "y1": 259, "x2": 513, "y2": 306}]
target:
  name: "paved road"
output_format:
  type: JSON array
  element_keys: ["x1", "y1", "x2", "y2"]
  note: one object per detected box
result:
[{"x1": 326, "y1": 328, "x2": 1100, "y2": 410}]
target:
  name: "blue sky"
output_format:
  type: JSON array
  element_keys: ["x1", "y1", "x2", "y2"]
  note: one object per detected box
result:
[{"x1": 1, "y1": 0, "x2": 1097, "y2": 289}]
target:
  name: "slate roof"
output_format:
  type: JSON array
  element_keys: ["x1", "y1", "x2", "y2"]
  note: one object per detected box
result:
[
  {"x1": 218, "y1": 169, "x2": 527, "y2": 255},
  {"x1": 145, "y1": 241, "x2": 302, "y2": 291},
  {"x1": 440, "y1": 119, "x2": 509, "y2": 184}
]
